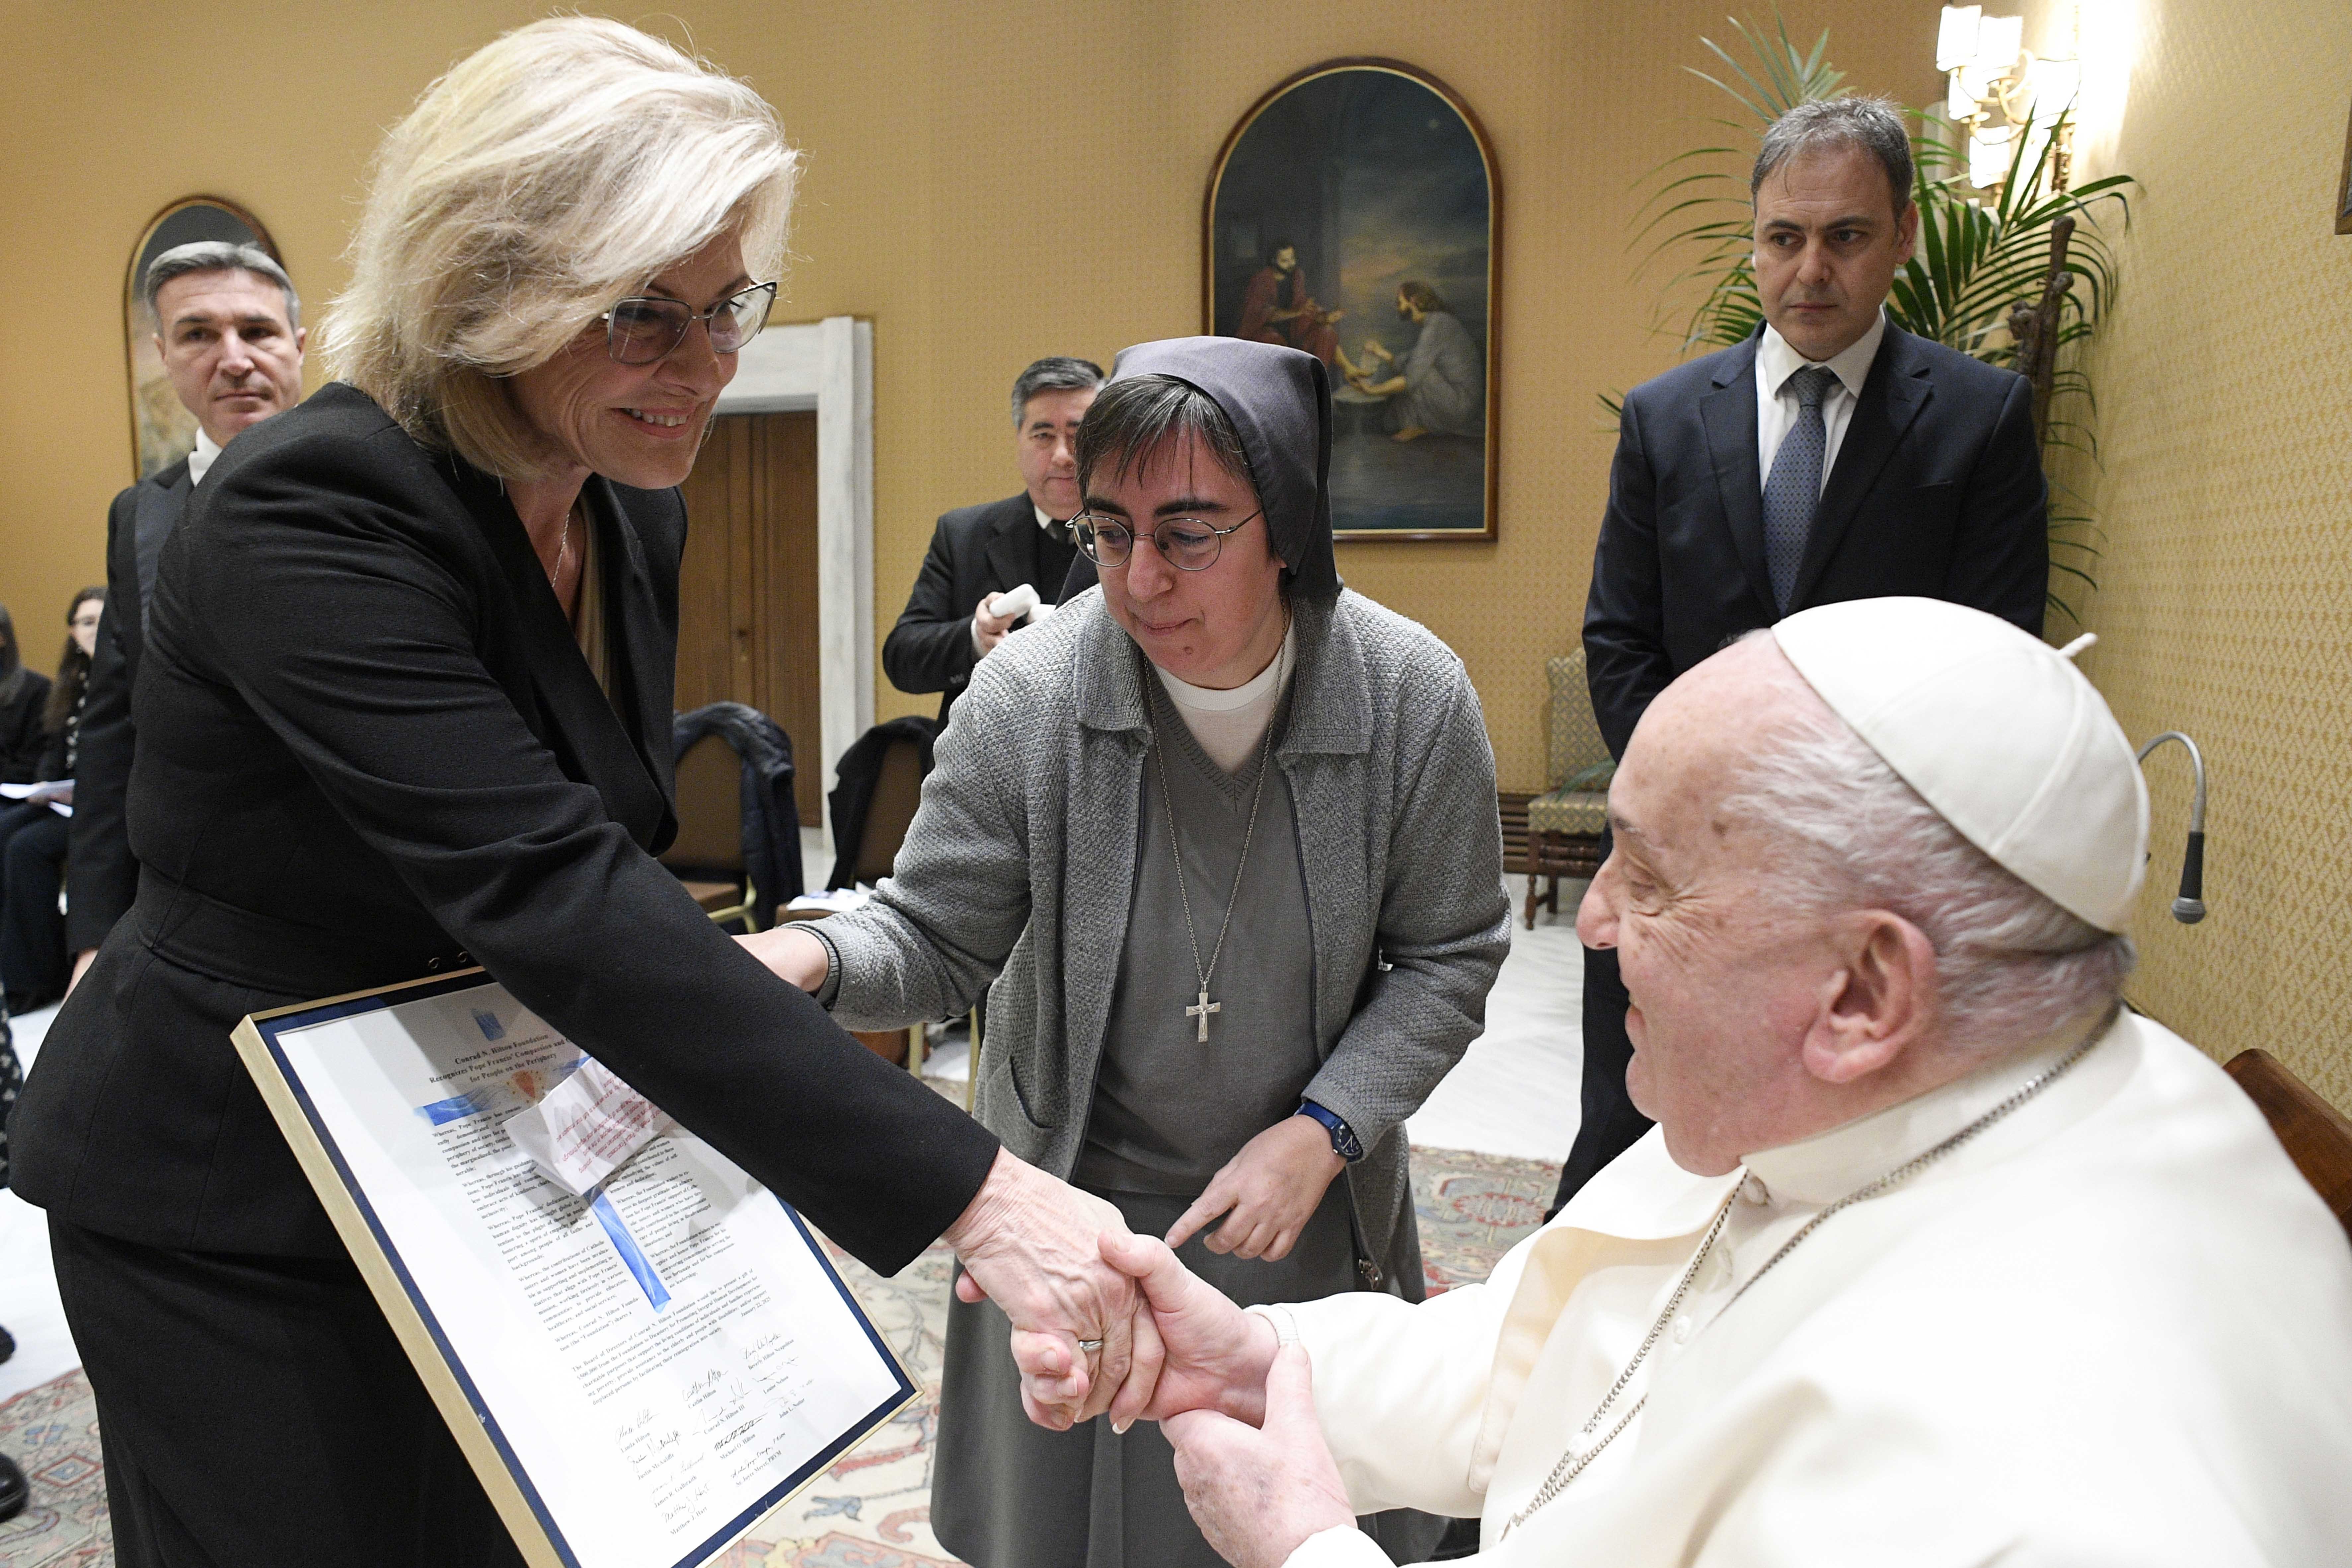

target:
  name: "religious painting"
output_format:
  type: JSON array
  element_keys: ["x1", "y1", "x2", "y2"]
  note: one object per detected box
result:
[
  {"x1": 123, "y1": 195, "x2": 282, "y2": 478},
  {"x1": 1206, "y1": 60, "x2": 1500, "y2": 541},
  {"x1": 2336, "y1": 97, "x2": 2352, "y2": 235}
]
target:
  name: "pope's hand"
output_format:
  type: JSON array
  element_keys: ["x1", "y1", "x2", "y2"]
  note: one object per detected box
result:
[
  {"x1": 1166, "y1": 1115, "x2": 1344, "y2": 1260},
  {"x1": 944, "y1": 1148, "x2": 1143, "y2": 1429},
  {"x1": 1012, "y1": 1230, "x2": 1277, "y2": 1429},
  {"x1": 1165, "y1": 1345, "x2": 1355, "y2": 1568}
]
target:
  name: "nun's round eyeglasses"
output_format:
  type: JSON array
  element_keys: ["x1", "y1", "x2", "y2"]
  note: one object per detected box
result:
[
  {"x1": 1074, "y1": 510, "x2": 1263, "y2": 572},
  {"x1": 600, "y1": 282, "x2": 778, "y2": 365}
]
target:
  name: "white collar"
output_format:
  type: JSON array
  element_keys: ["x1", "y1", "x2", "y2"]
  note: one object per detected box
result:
[
  {"x1": 1153, "y1": 621, "x2": 1297, "y2": 714},
  {"x1": 1757, "y1": 309, "x2": 1887, "y2": 402},
  {"x1": 1740, "y1": 1015, "x2": 2101, "y2": 1207},
  {"x1": 187, "y1": 427, "x2": 225, "y2": 487},
  {"x1": 1033, "y1": 502, "x2": 1068, "y2": 533}
]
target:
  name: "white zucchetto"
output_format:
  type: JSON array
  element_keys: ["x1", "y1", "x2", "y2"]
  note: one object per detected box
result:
[{"x1": 1773, "y1": 597, "x2": 2149, "y2": 933}]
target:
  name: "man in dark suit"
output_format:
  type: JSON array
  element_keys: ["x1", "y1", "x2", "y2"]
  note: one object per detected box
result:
[
  {"x1": 883, "y1": 356, "x2": 1100, "y2": 725},
  {"x1": 64, "y1": 241, "x2": 305, "y2": 994},
  {"x1": 1556, "y1": 96, "x2": 2049, "y2": 1213}
]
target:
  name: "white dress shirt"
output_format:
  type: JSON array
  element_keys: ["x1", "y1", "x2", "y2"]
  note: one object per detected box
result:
[
  {"x1": 1754, "y1": 310, "x2": 1885, "y2": 496},
  {"x1": 186, "y1": 427, "x2": 224, "y2": 487}
]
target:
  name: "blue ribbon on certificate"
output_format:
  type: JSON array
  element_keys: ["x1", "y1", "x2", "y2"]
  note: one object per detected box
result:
[{"x1": 589, "y1": 1189, "x2": 672, "y2": 1311}]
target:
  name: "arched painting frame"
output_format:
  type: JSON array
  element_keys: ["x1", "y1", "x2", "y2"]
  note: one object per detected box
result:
[
  {"x1": 1205, "y1": 59, "x2": 1501, "y2": 542},
  {"x1": 123, "y1": 195, "x2": 283, "y2": 479}
]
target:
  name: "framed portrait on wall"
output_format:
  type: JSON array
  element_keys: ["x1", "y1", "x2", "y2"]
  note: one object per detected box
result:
[
  {"x1": 124, "y1": 195, "x2": 282, "y2": 479},
  {"x1": 1205, "y1": 59, "x2": 1500, "y2": 542}
]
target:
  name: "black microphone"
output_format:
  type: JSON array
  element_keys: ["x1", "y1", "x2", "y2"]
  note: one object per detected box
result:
[{"x1": 2135, "y1": 731, "x2": 2207, "y2": 924}]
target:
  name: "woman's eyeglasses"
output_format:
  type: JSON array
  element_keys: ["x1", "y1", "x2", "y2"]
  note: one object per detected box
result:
[
  {"x1": 601, "y1": 282, "x2": 779, "y2": 365},
  {"x1": 1073, "y1": 510, "x2": 1262, "y2": 573}
]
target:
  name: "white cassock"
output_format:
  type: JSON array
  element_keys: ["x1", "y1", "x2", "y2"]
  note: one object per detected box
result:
[{"x1": 1265, "y1": 1010, "x2": 2352, "y2": 1565}]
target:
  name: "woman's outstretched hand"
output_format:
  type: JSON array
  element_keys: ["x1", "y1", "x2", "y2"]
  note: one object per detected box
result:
[
  {"x1": 734, "y1": 924, "x2": 830, "y2": 991},
  {"x1": 1011, "y1": 1230, "x2": 1280, "y2": 1433}
]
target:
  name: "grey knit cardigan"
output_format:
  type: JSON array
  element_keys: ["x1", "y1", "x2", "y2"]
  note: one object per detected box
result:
[{"x1": 820, "y1": 586, "x2": 1511, "y2": 1298}]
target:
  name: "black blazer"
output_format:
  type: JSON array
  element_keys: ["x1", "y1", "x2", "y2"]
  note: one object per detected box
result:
[
  {"x1": 0, "y1": 669, "x2": 51, "y2": 783},
  {"x1": 1584, "y1": 324, "x2": 2048, "y2": 756},
  {"x1": 881, "y1": 492, "x2": 1074, "y2": 724},
  {"x1": 64, "y1": 457, "x2": 191, "y2": 952},
  {"x1": 11, "y1": 384, "x2": 997, "y2": 1269}
]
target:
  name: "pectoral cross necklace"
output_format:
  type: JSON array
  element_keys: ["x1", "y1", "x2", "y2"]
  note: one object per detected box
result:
[{"x1": 1152, "y1": 630, "x2": 1288, "y2": 1044}]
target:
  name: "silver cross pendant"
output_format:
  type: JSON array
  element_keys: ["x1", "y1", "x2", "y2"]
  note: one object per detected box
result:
[{"x1": 1185, "y1": 988, "x2": 1222, "y2": 1042}]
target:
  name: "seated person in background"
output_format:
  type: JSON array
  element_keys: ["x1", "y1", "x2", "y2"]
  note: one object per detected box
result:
[
  {"x1": 883, "y1": 355, "x2": 1101, "y2": 726},
  {"x1": 0, "y1": 588, "x2": 102, "y2": 1012},
  {"x1": 1346, "y1": 283, "x2": 1483, "y2": 442},
  {"x1": 744, "y1": 336, "x2": 1511, "y2": 1567},
  {"x1": 1061, "y1": 597, "x2": 2352, "y2": 1567},
  {"x1": 0, "y1": 606, "x2": 51, "y2": 784}
]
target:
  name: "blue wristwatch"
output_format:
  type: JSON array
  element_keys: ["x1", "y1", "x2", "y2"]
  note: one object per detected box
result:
[{"x1": 1296, "y1": 1099, "x2": 1364, "y2": 1163}]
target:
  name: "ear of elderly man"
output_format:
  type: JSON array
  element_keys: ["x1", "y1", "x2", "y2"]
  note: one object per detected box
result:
[{"x1": 1025, "y1": 600, "x2": 2352, "y2": 1568}]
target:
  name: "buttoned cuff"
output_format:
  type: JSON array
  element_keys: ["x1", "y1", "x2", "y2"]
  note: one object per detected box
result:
[
  {"x1": 1246, "y1": 1302, "x2": 1303, "y2": 1346},
  {"x1": 1285, "y1": 1526, "x2": 1392, "y2": 1568},
  {"x1": 806, "y1": 923, "x2": 844, "y2": 1008}
]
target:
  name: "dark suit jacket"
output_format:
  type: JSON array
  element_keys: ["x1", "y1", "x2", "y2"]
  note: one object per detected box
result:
[
  {"x1": 1584, "y1": 324, "x2": 2049, "y2": 757},
  {"x1": 0, "y1": 670, "x2": 52, "y2": 783},
  {"x1": 12, "y1": 383, "x2": 998, "y2": 1270},
  {"x1": 64, "y1": 458, "x2": 191, "y2": 952},
  {"x1": 882, "y1": 493, "x2": 1074, "y2": 724}
]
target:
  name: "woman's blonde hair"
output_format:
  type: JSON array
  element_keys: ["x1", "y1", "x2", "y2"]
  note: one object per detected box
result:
[{"x1": 323, "y1": 17, "x2": 799, "y2": 478}]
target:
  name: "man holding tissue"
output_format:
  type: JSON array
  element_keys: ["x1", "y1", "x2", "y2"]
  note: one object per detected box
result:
[
  {"x1": 1073, "y1": 598, "x2": 2352, "y2": 1567},
  {"x1": 883, "y1": 355, "x2": 1101, "y2": 727}
]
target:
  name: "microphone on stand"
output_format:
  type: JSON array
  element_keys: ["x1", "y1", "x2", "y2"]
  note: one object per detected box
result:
[{"x1": 2135, "y1": 731, "x2": 2207, "y2": 924}]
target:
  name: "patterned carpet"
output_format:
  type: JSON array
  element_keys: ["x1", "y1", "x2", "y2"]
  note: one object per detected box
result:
[{"x1": 0, "y1": 1145, "x2": 1557, "y2": 1568}]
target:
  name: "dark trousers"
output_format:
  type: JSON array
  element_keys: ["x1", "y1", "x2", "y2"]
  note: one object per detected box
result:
[
  {"x1": 1547, "y1": 943, "x2": 1656, "y2": 1218},
  {"x1": 48, "y1": 1218, "x2": 526, "y2": 1568},
  {"x1": 0, "y1": 803, "x2": 67, "y2": 1009}
]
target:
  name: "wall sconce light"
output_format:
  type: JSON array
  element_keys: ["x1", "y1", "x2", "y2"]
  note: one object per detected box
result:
[{"x1": 1936, "y1": 5, "x2": 2078, "y2": 193}]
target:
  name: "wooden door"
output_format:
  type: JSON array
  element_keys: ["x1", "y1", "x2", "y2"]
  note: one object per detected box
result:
[{"x1": 674, "y1": 411, "x2": 823, "y2": 823}]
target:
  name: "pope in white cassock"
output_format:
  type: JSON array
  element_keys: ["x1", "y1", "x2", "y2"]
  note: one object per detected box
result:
[{"x1": 1014, "y1": 597, "x2": 2352, "y2": 1566}]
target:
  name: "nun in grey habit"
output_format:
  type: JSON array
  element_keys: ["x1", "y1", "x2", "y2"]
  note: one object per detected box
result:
[{"x1": 803, "y1": 336, "x2": 1511, "y2": 1567}]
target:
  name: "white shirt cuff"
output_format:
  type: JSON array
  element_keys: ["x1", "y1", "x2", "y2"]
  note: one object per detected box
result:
[
  {"x1": 970, "y1": 610, "x2": 988, "y2": 658},
  {"x1": 1284, "y1": 1525, "x2": 1393, "y2": 1568}
]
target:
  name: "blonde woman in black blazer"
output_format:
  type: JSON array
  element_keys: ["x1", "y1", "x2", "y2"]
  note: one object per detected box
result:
[{"x1": 13, "y1": 21, "x2": 1137, "y2": 1566}]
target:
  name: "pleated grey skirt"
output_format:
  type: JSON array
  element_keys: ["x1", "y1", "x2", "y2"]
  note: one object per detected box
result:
[{"x1": 929, "y1": 1184, "x2": 1446, "y2": 1568}]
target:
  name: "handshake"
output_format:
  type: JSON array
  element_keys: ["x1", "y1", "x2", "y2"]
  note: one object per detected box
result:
[{"x1": 945, "y1": 1150, "x2": 1361, "y2": 1568}]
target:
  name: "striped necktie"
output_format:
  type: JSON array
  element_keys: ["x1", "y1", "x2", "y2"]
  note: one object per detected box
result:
[{"x1": 1762, "y1": 365, "x2": 1838, "y2": 614}]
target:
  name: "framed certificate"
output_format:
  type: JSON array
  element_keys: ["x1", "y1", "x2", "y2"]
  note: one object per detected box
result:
[{"x1": 233, "y1": 971, "x2": 916, "y2": 1568}]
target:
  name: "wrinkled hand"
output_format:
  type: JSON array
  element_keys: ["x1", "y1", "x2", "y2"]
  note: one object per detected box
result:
[
  {"x1": 1166, "y1": 1346, "x2": 1355, "y2": 1568},
  {"x1": 973, "y1": 593, "x2": 1021, "y2": 658},
  {"x1": 1013, "y1": 1230, "x2": 1276, "y2": 1430},
  {"x1": 1166, "y1": 1116, "x2": 1344, "y2": 1260},
  {"x1": 945, "y1": 1149, "x2": 1144, "y2": 1429}
]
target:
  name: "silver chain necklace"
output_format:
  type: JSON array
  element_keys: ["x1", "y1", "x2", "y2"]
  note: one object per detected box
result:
[
  {"x1": 1149, "y1": 627, "x2": 1288, "y2": 1044},
  {"x1": 1499, "y1": 1018, "x2": 2109, "y2": 1540}
]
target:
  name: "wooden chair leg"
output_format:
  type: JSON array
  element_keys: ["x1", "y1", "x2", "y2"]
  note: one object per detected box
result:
[
  {"x1": 965, "y1": 1005, "x2": 982, "y2": 1113},
  {"x1": 907, "y1": 1024, "x2": 927, "y2": 1077},
  {"x1": 1523, "y1": 871, "x2": 1540, "y2": 930}
]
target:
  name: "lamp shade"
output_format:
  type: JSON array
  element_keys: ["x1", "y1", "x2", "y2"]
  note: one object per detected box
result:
[{"x1": 1936, "y1": 5, "x2": 1982, "y2": 72}]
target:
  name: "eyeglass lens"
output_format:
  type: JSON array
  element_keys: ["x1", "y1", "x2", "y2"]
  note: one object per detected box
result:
[
  {"x1": 607, "y1": 284, "x2": 777, "y2": 365},
  {"x1": 1076, "y1": 518, "x2": 1227, "y2": 572}
]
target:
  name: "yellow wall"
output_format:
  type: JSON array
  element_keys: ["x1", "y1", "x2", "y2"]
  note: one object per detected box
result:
[
  {"x1": 2013, "y1": 0, "x2": 2352, "y2": 1108},
  {"x1": 0, "y1": 0, "x2": 1937, "y2": 794}
]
